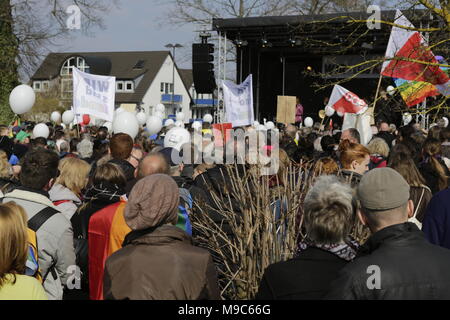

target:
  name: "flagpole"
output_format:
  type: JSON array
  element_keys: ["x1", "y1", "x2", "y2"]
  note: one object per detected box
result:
[{"x1": 372, "y1": 74, "x2": 383, "y2": 119}]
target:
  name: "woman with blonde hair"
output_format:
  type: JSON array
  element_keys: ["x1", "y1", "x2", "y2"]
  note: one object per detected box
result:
[
  {"x1": 0, "y1": 202, "x2": 47, "y2": 299},
  {"x1": 0, "y1": 150, "x2": 18, "y2": 196},
  {"x1": 367, "y1": 138, "x2": 389, "y2": 169},
  {"x1": 49, "y1": 157, "x2": 91, "y2": 220}
]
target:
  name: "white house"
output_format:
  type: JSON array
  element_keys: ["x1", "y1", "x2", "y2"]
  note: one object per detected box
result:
[{"x1": 30, "y1": 51, "x2": 193, "y2": 122}]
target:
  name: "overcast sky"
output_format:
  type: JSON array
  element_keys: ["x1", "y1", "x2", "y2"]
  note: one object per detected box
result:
[{"x1": 53, "y1": 0, "x2": 199, "y2": 69}]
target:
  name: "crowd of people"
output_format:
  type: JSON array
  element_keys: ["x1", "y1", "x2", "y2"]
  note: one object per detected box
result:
[{"x1": 1, "y1": 116, "x2": 450, "y2": 300}]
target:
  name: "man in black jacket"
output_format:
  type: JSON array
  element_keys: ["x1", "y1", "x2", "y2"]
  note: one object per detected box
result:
[{"x1": 326, "y1": 168, "x2": 450, "y2": 300}]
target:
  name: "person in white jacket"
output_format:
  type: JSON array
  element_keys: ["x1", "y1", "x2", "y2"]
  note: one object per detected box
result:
[
  {"x1": 49, "y1": 157, "x2": 91, "y2": 221},
  {"x1": 3, "y1": 148, "x2": 76, "y2": 300}
]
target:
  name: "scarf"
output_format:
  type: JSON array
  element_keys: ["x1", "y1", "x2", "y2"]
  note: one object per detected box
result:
[{"x1": 296, "y1": 238, "x2": 359, "y2": 261}]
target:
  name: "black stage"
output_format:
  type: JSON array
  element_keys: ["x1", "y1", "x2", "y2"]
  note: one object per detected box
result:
[{"x1": 213, "y1": 9, "x2": 437, "y2": 122}]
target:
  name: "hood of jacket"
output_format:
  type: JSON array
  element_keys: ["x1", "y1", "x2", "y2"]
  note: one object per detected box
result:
[
  {"x1": 49, "y1": 184, "x2": 81, "y2": 205},
  {"x1": 124, "y1": 224, "x2": 191, "y2": 247}
]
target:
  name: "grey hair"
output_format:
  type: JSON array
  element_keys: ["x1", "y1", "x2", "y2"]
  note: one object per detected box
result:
[
  {"x1": 60, "y1": 141, "x2": 69, "y2": 153},
  {"x1": 77, "y1": 139, "x2": 94, "y2": 159},
  {"x1": 304, "y1": 175, "x2": 355, "y2": 244}
]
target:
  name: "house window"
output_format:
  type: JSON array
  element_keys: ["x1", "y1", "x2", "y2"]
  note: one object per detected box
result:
[
  {"x1": 161, "y1": 82, "x2": 173, "y2": 94},
  {"x1": 160, "y1": 82, "x2": 164, "y2": 92},
  {"x1": 33, "y1": 81, "x2": 42, "y2": 91},
  {"x1": 60, "y1": 56, "x2": 90, "y2": 76},
  {"x1": 116, "y1": 81, "x2": 124, "y2": 92},
  {"x1": 125, "y1": 81, "x2": 134, "y2": 92},
  {"x1": 42, "y1": 81, "x2": 49, "y2": 91},
  {"x1": 61, "y1": 79, "x2": 73, "y2": 99}
]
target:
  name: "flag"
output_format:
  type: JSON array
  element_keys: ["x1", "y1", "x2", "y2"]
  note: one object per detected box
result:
[
  {"x1": 88, "y1": 201, "x2": 130, "y2": 300},
  {"x1": 326, "y1": 85, "x2": 368, "y2": 115},
  {"x1": 381, "y1": 10, "x2": 450, "y2": 90},
  {"x1": 394, "y1": 78, "x2": 439, "y2": 107}
]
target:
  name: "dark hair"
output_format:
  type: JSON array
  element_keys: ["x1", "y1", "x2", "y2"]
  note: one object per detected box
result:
[
  {"x1": 428, "y1": 126, "x2": 441, "y2": 140},
  {"x1": 69, "y1": 138, "x2": 79, "y2": 153},
  {"x1": 97, "y1": 127, "x2": 108, "y2": 141},
  {"x1": 423, "y1": 138, "x2": 448, "y2": 191},
  {"x1": 398, "y1": 125, "x2": 415, "y2": 140},
  {"x1": 93, "y1": 140, "x2": 110, "y2": 161},
  {"x1": 320, "y1": 135, "x2": 336, "y2": 153},
  {"x1": 388, "y1": 149, "x2": 426, "y2": 187},
  {"x1": 440, "y1": 126, "x2": 450, "y2": 143},
  {"x1": 54, "y1": 130, "x2": 65, "y2": 141},
  {"x1": 92, "y1": 163, "x2": 127, "y2": 189},
  {"x1": 110, "y1": 133, "x2": 133, "y2": 160},
  {"x1": 20, "y1": 149, "x2": 59, "y2": 190},
  {"x1": 32, "y1": 137, "x2": 47, "y2": 149}
]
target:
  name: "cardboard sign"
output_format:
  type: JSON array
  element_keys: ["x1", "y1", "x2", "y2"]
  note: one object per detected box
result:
[{"x1": 276, "y1": 96, "x2": 296, "y2": 124}]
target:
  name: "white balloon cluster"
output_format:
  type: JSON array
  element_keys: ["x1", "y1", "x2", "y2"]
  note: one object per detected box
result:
[
  {"x1": 203, "y1": 114, "x2": 213, "y2": 123},
  {"x1": 146, "y1": 116, "x2": 163, "y2": 135},
  {"x1": 136, "y1": 112, "x2": 148, "y2": 126},
  {"x1": 164, "y1": 127, "x2": 191, "y2": 150}
]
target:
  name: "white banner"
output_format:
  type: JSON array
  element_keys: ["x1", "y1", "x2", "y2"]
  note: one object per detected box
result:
[
  {"x1": 223, "y1": 74, "x2": 254, "y2": 127},
  {"x1": 342, "y1": 111, "x2": 373, "y2": 146},
  {"x1": 73, "y1": 68, "x2": 116, "y2": 122}
]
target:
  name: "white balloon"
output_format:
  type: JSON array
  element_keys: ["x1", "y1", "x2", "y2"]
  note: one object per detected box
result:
[
  {"x1": 176, "y1": 112, "x2": 185, "y2": 121},
  {"x1": 164, "y1": 127, "x2": 191, "y2": 150},
  {"x1": 146, "y1": 116, "x2": 163, "y2": 135},
  {"x1": 203, "y1": 114, "x2": 213, "y2": 123},
  {"x1": 165, "y1": 119, "x2": 175, "y2": 127},
  {"x1": 103, "y1": 122, "x2": 112, "y2": 132},
  {"x1": 51, "y1": 111, "x2": 61, "y2": 123},
  {"x1": 62, "y1": 110, "x2": 75, "y2": 125},
  {"x1": 154, "y1": 111, "x2": 165, "y2": 119},
  {"x1": 175, "y1": 120, "x2": 184, "y2": 128},
  {"x1": 337, "y1": 111, "x2": 344, "y2": 117},
  {"x1": 115, "y1": 107, "x2": 125, "y2": 115},
  {"x1": 304, "y1": 117, "x2": 314, "y2": 128},
  {"x1": 443, "y1": 117, "x2": 449, "y2": 128},
  {"x1": 325, "y1": 106, "x2": 335, "y2": 117},
  {"x1": 136, "y1": 112, "x2": 148, "y2": 126},
  {"x1": 253, "y1": 121, "x2": 260, "y2": 128},
  {"x1": 265, "y1": 121, "x2": 275, "y2": 130},
  {"x1": 61, "y1": 123, "x2": 66, "y2": 130},
  {"x1": 155, "y1": 104, "x2": 165, "y2": 113},
  {"x1": 387, "y1": 85, "x2": 396, "y2": 96},
  {"x1": 33, "y1": 123, "x2": 50, "y2": 139},
  {"x1": 403, "y1": 113, "x2": 413, "y2": 126},
  {"x1": 192, "y1": 121, "x2": 202, "y2": 131},
  {"x1": 9, "y1": 84, "x2": 35, "y2": 115},
  {"x1": 113, "y1": 112, "x2": 139, "y2": 139}
]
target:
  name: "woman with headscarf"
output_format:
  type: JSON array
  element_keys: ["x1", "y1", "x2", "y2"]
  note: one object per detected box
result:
[{"x1": 103, "y1": 174, "x2": 221, "y2": 300}]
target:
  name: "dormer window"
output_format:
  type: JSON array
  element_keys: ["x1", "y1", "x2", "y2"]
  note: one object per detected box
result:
[
  {"x1": 60, "y1": 56, "x2": 90, "y2": 76},
  {"x1": 133, "y1": 60, "x2": 145, "y2": 69}
]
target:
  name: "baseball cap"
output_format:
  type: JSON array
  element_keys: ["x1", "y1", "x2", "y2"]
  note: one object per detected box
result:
[
  {"x1": 357, "y1": 167, "x2": 410, "y2": 211},
  {"x1": 15, "y1": 131, "x2": 30, "y2": 143},
  {"x1": 159, "y1": 147, "x2": 182, "y2": 166}
]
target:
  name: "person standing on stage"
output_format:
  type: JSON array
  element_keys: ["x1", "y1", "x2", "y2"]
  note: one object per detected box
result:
[{"x1": 295, "y1": 97, "x2": 304, "y2": 127}]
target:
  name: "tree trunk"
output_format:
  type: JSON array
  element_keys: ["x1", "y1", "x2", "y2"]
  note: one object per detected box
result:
[{"x1": 0, "y1": 0, "x2": 19, "y2": 125}]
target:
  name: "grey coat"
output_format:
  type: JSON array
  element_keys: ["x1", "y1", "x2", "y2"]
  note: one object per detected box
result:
[{"x1": 4, "y1": 189, "x2": 76, "y2": 300}]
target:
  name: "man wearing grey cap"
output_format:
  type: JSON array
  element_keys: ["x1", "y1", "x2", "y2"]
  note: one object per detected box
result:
[{"x1": 326, "y1": 168, "x2": 450, "y2": 299}]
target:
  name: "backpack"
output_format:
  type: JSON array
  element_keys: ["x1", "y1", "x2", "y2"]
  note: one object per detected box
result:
[
  {"x1": 176, "y1": 188, "x2": 193, "y2": 236},
  {"x1": 0, "y1": 198, "x2": 58, "y2": 282}
]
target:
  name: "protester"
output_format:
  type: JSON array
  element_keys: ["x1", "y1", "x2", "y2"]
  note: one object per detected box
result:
[
  {"x1": 388, "y1": 150, "x2": 432, "y2": 227},
  {"x1": 108, "y1": 133, "x2": 136, "y2": 193},
  {"x1": 256, "y1": 175, "x2": 356, "y2": 299},
  {"x1": 340, "y1": 128, "x2": 361, "y2": 144},
  {"x1": 103, "y1": 174, "x2": 221, "y2": 300},
  {"x1": 419, "y1": 138, "x2": 450, "y2": 194},
  {"x1": 2, "y1": 148, "x2": 76, "y2": 300},
  {"x1": 376, "y1": 122, "x2": 395, "y2": 147},
  {"x1": 338, "y1": 140, "x2": 370, "y2": 187},
  {"x1": 49, "y1": 157, "x2": 91, "y2": 220},
  {"x1": 326, "y1": 168, "x2": 450, "y2": 299},
  {"x1": 367, "y1": 138, "x2": 389, "y2": 169},
  {"x1": 0, "y1": 202, "x2": 48, "y2": 300},
  {"x1": 69, "y1": 163, "x2": 128, "y2": 300},
  {"x1": 77, "y1": 137, "x2": 94, "y2": 163},
  {"x1": 0, "y1": 150, "x2": 19, "y2": 196}
]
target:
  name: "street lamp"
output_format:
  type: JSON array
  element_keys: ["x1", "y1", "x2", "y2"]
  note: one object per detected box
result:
[{"x1": 165, "y1": 43, "x2": 183, "y2": 116}]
